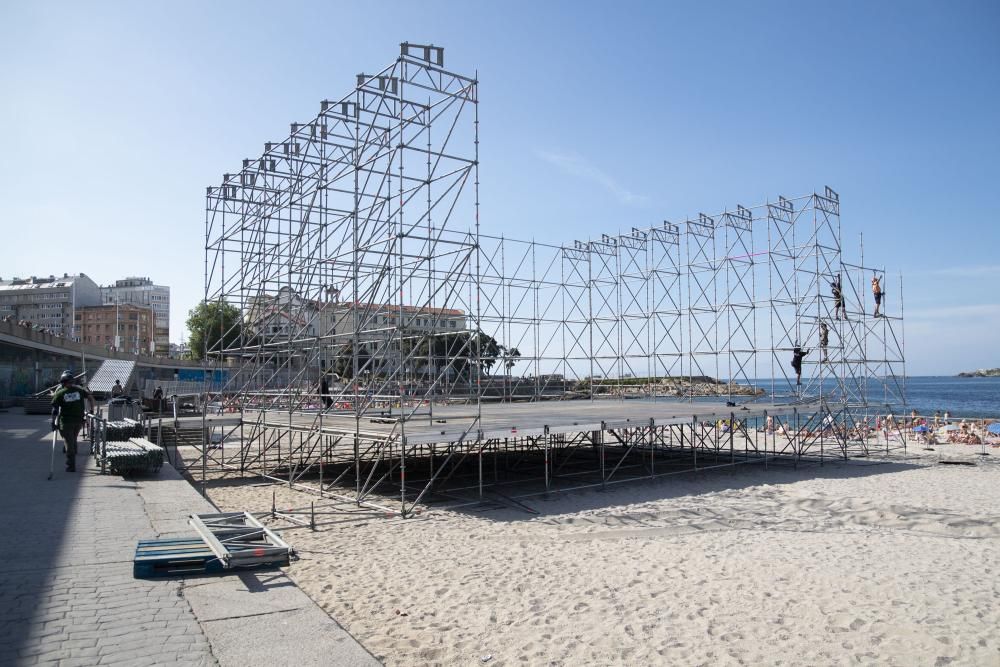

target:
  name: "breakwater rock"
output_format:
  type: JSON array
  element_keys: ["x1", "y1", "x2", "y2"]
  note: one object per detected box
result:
[
  {"x1": 957, "y1": 368, "x2": 1000, "y2": 378},
  {"x1": 580, "y1": 376, "x2": 766, "y2": 397}
]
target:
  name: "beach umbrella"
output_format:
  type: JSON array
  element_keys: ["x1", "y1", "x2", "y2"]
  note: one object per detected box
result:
[
  {"x1": 987, "y1": 423, "x2": 1000, "y2": 435},
  {"x1": 940, "y1": 424, "x2": 959, "y2": 432},
  {"x1": 912, "y1": 425, "x2": 929, "y2": 433}
]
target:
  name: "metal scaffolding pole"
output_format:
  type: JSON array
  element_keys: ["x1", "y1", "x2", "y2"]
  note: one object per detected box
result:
[{"x1": 195, "y1": 42, "x2": 908, "y2": 517}]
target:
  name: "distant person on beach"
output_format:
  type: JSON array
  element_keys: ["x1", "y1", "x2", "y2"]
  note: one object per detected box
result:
[
  {"x1": 830, "y1": 274, "x2": 846, "y2": 320},
  {"x1": 872, "y1": 274, "x2": 884, "y2": 317},
  {"x1": 111, "y1": 379, "x2": 123, "y2": 397},
  {"x1": 934, "y1": 410, "x2": 941, "y2": 427},
  {"x1": 791, "y1": 344, "x2": 810, "y2": 386},
  {"x1": 819, "y1": 321, "x2": 830, "y2": 362},
  {"x1": 51, "y1": 371, "x2": 95, "y2": 472}
]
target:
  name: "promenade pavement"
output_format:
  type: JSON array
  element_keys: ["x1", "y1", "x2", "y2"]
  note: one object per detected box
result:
[{"x1": 0, "y1": 410, "x2": 380, "y2": 666}]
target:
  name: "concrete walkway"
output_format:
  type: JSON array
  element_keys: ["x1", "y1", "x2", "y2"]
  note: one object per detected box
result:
[{"x1": 0, "y1": 410, "x2": 380, "y2": 666}]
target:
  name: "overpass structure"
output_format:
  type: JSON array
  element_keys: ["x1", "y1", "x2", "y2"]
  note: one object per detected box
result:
[
  {"x1": 0, "y1": 319, "x2": 203, "y2": 398},
  {"x1": 194, "y1": 43, "x2": 907, "y2": 515}
]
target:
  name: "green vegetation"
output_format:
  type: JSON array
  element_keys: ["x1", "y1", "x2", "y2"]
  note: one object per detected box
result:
[
  {"x1": 185, "y1": 300, "x2": 242, "y2": 361},
  {"x1": 333, "y1": 343, "x2": 372, "y2": 380},
  {"x1": 403, "y1": 331, "x2": 513, "y2": 379}
]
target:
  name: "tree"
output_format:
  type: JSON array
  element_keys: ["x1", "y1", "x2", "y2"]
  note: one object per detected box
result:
[
  {"x1": 333, "y1": 342, "x2": 372, "y2": 380},
  {"x1": 502, "y1": 346, "x2": 521, "y2": 373},
  {"x1": 476, "y1": 332, "x2": 503, "y2": 376},
  {"x1": 406, "y1": 332, "x2": 455, "y2": 378},
  {"x1": 186, "y1": 301, "x2": 242, "y2": 361},
  {"x1": 405, "y1": 331, "x2": 503, "y2": 380}
]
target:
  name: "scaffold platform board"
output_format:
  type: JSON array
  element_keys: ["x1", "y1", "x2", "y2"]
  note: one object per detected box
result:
[
  {"x1": 133, "y1": 537, "x2": 226, "y2": 578},
  {"x1": 252, "y1": 398, "x2": 822, "y2": 445},
  {"x1": 133, "y1": 512, "x2": 293, "y2": 578}
]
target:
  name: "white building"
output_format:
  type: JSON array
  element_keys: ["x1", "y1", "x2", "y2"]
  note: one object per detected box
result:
[
  {"x1": 168, "y1": 342, "x2": 191, "y2": 359},
  {"x1": 102, "y1": 277, "x2": 170, "y2": 356},
  {"x1": 326, "y1": 302, "x2": 468, "y2": 377},
  {"x1": 245, "y1": 287, "x2": 319, "y2": 341},
  {"x1": 243, "y1": 288, "x2": 467, "y2": 374},
  {"x1": 0, "y1": 273, "x2": 102, "y2": 339}
]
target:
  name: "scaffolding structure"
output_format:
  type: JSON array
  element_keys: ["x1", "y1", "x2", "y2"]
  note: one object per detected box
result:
[{"x1": 199, "y1": 43, "x2": 907, "y2": 516}]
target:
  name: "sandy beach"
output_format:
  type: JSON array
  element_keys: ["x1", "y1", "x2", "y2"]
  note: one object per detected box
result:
[{"x1": 205, "y1": 443, "x2": 1000, "y2": 666}]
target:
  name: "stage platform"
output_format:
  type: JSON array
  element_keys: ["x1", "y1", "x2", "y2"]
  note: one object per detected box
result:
[{"x1": 248, "y1": 398, "x2": 821, "y2": 445}]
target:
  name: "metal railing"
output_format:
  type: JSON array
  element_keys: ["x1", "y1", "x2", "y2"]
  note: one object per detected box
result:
[{"x1": 86, "y1": 404, "x2": 152, "y2": 474}]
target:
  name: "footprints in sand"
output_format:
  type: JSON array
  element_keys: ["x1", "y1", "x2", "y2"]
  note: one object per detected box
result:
[
  {"x1": 827, "y1": 613, "x2": 867, "y2": 633},
  {"x1": 537, "y1": 487, "x2": 1000, "y2": 541},
  {"x1": 205, "y1": 460, "x2": 1000, "y2": 666}
]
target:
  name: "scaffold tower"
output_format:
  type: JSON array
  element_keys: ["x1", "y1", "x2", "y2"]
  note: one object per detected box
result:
[{"x1": 198, "y1": 42, "x2": 907, "y2": 517}]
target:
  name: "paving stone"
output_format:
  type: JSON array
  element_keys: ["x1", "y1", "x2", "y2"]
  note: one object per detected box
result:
[
  {"x1": 68, "y1": 645, "x2": 101, "y2": 658},
  {"x1": 0, "y1": 411, "x2": 377, "y2": 667},
  {"x1": 62, "y1": 659, "x2": 102, "y2": 667},
  {"x1": 35, "y1": 648, "x2": 72, "y2": 662}
]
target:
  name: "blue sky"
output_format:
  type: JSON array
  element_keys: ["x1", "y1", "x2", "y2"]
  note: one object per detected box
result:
[{"x1": 1, "y1": 1, "x2": 997, "y2": 375}]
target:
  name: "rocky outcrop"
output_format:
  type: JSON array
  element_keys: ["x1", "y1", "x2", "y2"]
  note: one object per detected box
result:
[
  {"x1": 577, "y1": 376, "x2": 765, "y2": 397},
  {"x1": 957, "y1": 368, "x2": 1000, "y2": 377}
]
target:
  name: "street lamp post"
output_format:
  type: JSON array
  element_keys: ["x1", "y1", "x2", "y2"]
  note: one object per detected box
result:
[{"x1": 114, "y1": 295, "x2": 120, "y2": 352}]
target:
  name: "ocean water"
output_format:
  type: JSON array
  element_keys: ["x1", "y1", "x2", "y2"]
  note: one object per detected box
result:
[
  {"x1": 901, "y1": 376, "x2": 1000, "y2": 419},
  {"x1": 740, "y1": 375, "x2": 1000, "y2": 419},
  {"x1": 629, "y1": 376, "x2": 999, "y2": 421}
]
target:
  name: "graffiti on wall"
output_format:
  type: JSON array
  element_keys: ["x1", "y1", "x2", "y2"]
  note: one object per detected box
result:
[{"x1": 0, "y1": 366, "x2": 33, "y2": 398}]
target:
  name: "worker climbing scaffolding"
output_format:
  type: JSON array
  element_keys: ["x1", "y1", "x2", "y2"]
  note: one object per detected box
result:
[
  {"x1": 791, "y1": 344, "x2": 810, "y2": 386},
  {"x1": 830, "y1": 274, "x2": 846, "y2": 320},
  {"x1": 819, "y1": 321, "x2": 830, "y2": 362},
  {"x1": 872, "y1": 273, "x2": 884, "y2": 317}
]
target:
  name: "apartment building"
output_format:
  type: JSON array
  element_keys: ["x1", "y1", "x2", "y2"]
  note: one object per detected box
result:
[
  {"x1": 102, "y1": 277, "x2": 170, "y2": 356},
  {"x1": 75, "y1": 303, "x2": 155, "y2": 355},
  {"x1": 0, "y1": 273, "x2": 102, "y2": 339}
]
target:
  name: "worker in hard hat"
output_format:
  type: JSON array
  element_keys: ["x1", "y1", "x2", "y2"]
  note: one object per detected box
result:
[{"x1": 50, "y1": 371, "x2": 95, "y2": 472}]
